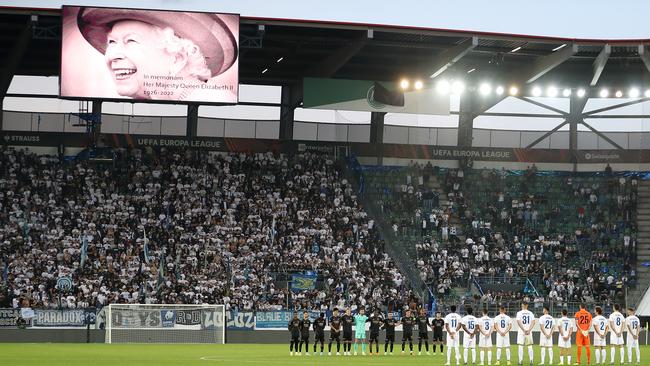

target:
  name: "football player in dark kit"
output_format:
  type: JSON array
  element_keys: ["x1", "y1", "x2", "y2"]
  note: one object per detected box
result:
[
  {"x1": 367, "y1": 308, "x2": 383, "y2": 355},
  {"x1": 313, "y1": 312, "x2": 327, "y2": 355},
  {"x1": 288, "y1": 311, "x2": 301, "y2": 356},
  {"x1": 432, "y1": 311, "x2": 445, "y2": 355},
  {"x1": 328, "y1": 308, "x2": 342, "y2": 355},
  {"x1": 417, "y1": 308, "x2": 431, "y2": 355},
  {"x1": 298, "y1": 311, "x2": 311, "y2": 355},
  {"x1": 383, "y1": 312, "x2": 398, "y2": 355},
  {"x1": 401, "y1": 309, "x2": 416, "y2": 355},
  {"x1": 341, "y1": 308, "x2": 354, "y2": 355}
]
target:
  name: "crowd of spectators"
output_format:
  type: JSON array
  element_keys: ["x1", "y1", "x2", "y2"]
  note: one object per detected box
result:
[
  {"x1": 0, "y1": 147, "x2": 414, "y2": 312},
  {"x1": 366, "y1": 161, "x2": 638, "y2": 308}
]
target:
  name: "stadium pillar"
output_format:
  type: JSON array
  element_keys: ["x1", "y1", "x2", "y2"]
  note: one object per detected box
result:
[
  {"x1": 91, "y1": 100, "x2": 102, "y2": 147},
  {"x1": 569, "y1": 93, "x2": 588, "y2": 172},
  {"x1": 186, "y1": 104, "x2": 199, "y2": 138},
  {"x1": 369, "y1": 111, "x2": 385, "y2": 165},
  {"x1": 280, "y1": 84, "x2": 302, "y2": 141},
  {"x1": 457, "y1": 93, "x2": 477, "y2": 148}
]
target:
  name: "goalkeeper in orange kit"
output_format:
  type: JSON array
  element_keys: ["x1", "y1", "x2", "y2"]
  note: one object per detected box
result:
[{"x1": 575, "y1": 303, "x2": 593, "y2": 365}]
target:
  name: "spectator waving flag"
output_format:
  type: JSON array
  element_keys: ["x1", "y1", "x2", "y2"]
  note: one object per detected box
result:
[
  {"x1": 291, "y1": 273, "x2": 317, "y2": 292},
  {"x1": 2, "y1": 260, "x2": 8, "y2": 286},
  {"x1": 143, "y1": 226, "x2": 151, "y2": 265},
  {"x1": 156, "y1": 250, "x2": 165, "y2": 293},
  {"x1": 80, "y1": 234, "x2": 89, "y2": 267},
  {"x1": 270, "y1": 215, "x2": 276, "y2": 244}
]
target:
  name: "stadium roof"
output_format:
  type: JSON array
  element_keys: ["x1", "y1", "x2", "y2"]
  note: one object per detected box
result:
[{"x1": 1, "y1": 6, "x2": 649, "y2": 91}]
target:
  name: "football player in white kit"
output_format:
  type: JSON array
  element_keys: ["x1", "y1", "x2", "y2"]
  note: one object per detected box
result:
[
  {"x1": 557, "y1": 309, "x2": 573, "y2": 365},
  {"x1": 494, "y1": 306, "x2": 512, "y2": 365},
  {"x1": 592, "y1": 306, "x2": 608, "y2": 365},
  {"x1": 515, "y1": 302, "x2": 536, "y2": 366},
  {"x1": 609, "y1": 304, "x2": 626, "y2": 364},
  {"x1": 538, "y1": 306, "x2": 554, "y2": 366},
  {"x1": 625, "y1": 307, "x2": 641, "y2": 365},
  {"x1": 478, "y1": 308, "x2": 494, "y2": 366},
  {"x1": 461, "y1": 306, "x2": 478, "y2": 365},
  {"x1": 445, "y1": 305, "x2": 462, "y2": 366}
]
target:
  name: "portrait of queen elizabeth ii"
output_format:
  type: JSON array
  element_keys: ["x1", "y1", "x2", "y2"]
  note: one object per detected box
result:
[{"x1": 61, "y1": 7, "x2": 239, "y2": 103}]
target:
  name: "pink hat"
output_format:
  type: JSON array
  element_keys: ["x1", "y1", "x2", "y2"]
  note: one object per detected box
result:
[{"x1": 77, "y1": 7, "x2": 238, "y2": 76}]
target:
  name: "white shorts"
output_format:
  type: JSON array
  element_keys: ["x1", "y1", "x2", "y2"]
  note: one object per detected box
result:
[
  {"x1": 463, "y1": 334, "x2": 477, "y2": 348},
  {"x1": 626, "y1": 336, "x2": 639, "y2": 347},
  {"x1": 593, "y1": 335, "x2": 606, "y2": 347},
  {"x1": 446, "y1": 332, "x2": 460, "y2": 347},
  {"x1": 479, "y1": 334, "x2": 493, "y2": 348},
  {"x1": 496, "y1": 334, "x2": 510, "y2": 348},
  {"x1": 516, "y1": 332, "x2": 533, "y2": 346},
  {"x1": 558, "y1": 336, "x2": 572, "y2": 349},
  {"x1": 610, "y1": 333, "x2": 624, "y2": 346},
  {"x1": 539, "y1": 334, "x2": 553, "y2": 347}
]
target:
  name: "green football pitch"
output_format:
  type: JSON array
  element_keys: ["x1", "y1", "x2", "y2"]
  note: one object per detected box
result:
[{"x1": 0, "y1": 344, "x2": 648, "y2": 366}]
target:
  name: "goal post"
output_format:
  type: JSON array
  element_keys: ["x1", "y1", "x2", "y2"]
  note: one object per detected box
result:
[{"x1": 105, "y1": 304, "x2": 225, "y2": 344}]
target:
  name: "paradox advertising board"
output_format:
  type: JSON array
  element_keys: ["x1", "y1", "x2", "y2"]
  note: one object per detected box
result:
[{"x1": 60, "y1": 6, "x2": 239, "y2": 104}]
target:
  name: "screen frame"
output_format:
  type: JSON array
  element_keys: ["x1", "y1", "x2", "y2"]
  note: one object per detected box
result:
[{"x1": 59, "y1": 4, "x2": 240, "y2": 106}]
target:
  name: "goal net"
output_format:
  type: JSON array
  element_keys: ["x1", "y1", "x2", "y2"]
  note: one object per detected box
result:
[{"x1": 105, "y1": 304, "x2": 225, "y2": 344}]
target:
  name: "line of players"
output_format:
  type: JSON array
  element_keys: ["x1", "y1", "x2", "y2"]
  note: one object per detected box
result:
[{"x1": 288, "y1": 302, "x2": 643, "y2": 365}]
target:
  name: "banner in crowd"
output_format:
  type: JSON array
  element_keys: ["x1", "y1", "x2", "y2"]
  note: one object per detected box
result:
[
  {"x1": 290, "y1": 273, "x2": 317, "y2": 292},
  {"x1": 32, "y1": 309, "x2": 96, "y2": 327},
  {"x1": 0, "y1": 308, "x2": 19, "y2": 327},
  {"x1": 255, "y1": 310, "x2": 322, "y2": 329},
  {"x1": 226, "y1": 311, "x2": 255, "y2": 331}
]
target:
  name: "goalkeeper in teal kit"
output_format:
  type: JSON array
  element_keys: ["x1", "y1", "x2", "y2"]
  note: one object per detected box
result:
[{"x1": 353, "y1": 307, "x2": 368, "y2": 355}]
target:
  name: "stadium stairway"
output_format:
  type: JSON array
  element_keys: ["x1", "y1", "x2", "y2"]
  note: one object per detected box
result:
[{"x1": 634, "y1": 180, "x2": 650, "y2": 307}]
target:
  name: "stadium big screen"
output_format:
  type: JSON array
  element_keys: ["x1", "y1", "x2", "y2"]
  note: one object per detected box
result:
[{"x1": 60, "y1": 6, "x2": 239, "y2": 103}]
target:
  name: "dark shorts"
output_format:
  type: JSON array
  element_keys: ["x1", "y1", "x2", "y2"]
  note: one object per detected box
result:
[
  {"x1": 343, "y1": 331, "x2": 353, "y2": 341},
  {"x1": 330, "y1": 331, "x2": 341, "y2": 340},
  {"x1": 418, "y1": 332, "x2": 429, "y2": 340},
  {"x1": 301, "y1": 334, "x2": 309, "y2": 342},
  {"x1": 433, "y1": 332, "x2": 443, "y2": 342},
  {"x1": 291, "y1": 334, "x2": 300, "y2": 342},
  {"x1": 369, "y1": 332, "x2": 379, "y2": 342},
  {"x1": 315, "y1": 332, "x2": 325, "y2": 342},
  {"x1": 402, "y1": 333, "x2": 413, "y2": 342},
  {"x1": 385, "y1": 334, "x2": 395, "y2": 342}
]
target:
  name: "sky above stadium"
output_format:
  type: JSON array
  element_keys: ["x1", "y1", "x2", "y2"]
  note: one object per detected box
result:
[{"x1": 7, "y1": 0, "x2": 650, "y2": 39}]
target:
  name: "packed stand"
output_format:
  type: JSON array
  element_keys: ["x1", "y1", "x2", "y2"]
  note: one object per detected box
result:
[{"x1": 0, "y1": 147, "x2": 412, "y2": 312}]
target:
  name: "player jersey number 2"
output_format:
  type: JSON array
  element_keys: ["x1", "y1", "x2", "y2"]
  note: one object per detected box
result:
[
  {"x1": 599, "y1": 322, "x2": 605, "y2": 331},
  {"x1": 522, "y1": 315, "x2": 530, "y2": 324}
]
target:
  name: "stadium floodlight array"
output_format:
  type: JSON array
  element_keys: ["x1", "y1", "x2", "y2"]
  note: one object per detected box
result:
[
  {"x1": 400, "y1": 77, "x2": 650, "y2": 99},
  {"x1": 105, "y1": 304, "x2": 225, "y2": 344}
]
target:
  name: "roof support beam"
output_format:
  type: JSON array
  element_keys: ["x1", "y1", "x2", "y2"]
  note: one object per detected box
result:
[
  {"x1": 525, "y1": 120, "x2": 568, "y2": 149},
  {"x1": 590, "y1": 44, "x2": 610, "y2": 86},
  {"x1": 517, "y1": 96, "x2": 569, "y2": 116},
  {"x1": 580, "y1": 120, "x2": 625, "y2": 150},
  {"x1": 639, "y1": 45, "x2": 650, "y2": 73},
  {"x1": 428, "y1": 36, "x2": 478, "y2": 78},
  {"x1": 583, "y1": 97, "x2": 650, "y2": 116},
  {"x1": 305, "y1": 32, "x2": 368, "y2": 77},
  {"x1": 519, "y1": 43, "x2": 578, "y2": 83}
]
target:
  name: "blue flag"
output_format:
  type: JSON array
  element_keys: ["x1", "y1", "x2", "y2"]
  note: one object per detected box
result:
[
  {"x1": 291, "y1": 273, "x2": 317, "y2": 292},
  {"x1": 80, "y1": 234, "x2": 88, "y2": 267},
  {"x1": 156, "y1": 250, "x2": 165, "y2": 293}
]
